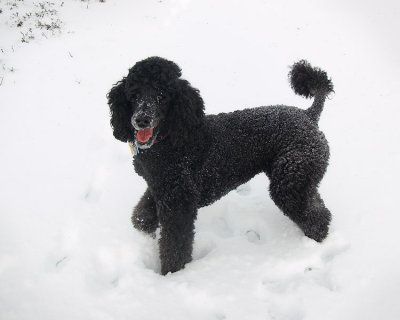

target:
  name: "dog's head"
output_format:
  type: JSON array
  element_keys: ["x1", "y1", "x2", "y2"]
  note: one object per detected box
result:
[{"x1": 107, "y1": 57, "x2": 205, "y2": 149}]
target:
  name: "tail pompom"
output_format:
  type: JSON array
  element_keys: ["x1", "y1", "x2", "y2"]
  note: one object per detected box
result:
[{"x1": 289, "y1": 60, "x2": 334, "y2": 98}]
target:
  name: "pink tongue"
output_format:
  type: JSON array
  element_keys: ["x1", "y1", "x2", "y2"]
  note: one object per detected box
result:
[{"x1": 137, "y1": 128, "x2": 153, "y2": 143}]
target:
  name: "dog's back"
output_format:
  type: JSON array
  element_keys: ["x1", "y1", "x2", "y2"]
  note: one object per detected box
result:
[{"x1": 198, "y1": 103, "x2": 329, "y2": 207}]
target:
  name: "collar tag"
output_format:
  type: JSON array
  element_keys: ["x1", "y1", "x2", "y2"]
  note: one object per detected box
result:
[{"x1": 128, "y1": 142, "x2": 139, "y2": 156}]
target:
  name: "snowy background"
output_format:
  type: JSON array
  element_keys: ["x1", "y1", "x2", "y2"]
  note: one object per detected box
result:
[{"x1": 1, "y1": 0, "x2": 400, "y2": 319}]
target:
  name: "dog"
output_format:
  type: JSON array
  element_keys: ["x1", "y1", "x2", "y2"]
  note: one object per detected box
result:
[{"x1": 107, "y1": 57, "x2": 334, "y2": 275}]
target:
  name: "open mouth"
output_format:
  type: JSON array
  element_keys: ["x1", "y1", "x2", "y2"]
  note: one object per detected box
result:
[
  {"x1": 137, "y1": 127, "x2": 154, "y2": 143},
  {"x1": 135, "y1": 126, "x2": 158, "y2": 149}
]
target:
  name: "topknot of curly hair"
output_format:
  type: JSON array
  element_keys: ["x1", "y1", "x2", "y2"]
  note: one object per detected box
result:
[{"x1": 127, "y1": 56, "x2": 182, "y2": 87}]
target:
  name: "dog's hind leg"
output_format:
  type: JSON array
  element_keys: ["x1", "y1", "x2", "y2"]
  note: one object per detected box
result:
[
  {"x1": 268, "y1": 151, "x2": 331, "y2": 242},
  {"x1": 132, "y1": 188, "x2": 159, "y2": 234}
]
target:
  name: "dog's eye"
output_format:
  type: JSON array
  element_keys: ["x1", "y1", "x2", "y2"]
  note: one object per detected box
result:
[{"x1": 129, "y1": 94, "x2": 139, "y2": 101}]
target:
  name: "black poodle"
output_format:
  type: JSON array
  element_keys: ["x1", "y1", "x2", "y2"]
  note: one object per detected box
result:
[{"x1": 107, "y1": 57, "x2": 334, "y2": 275}]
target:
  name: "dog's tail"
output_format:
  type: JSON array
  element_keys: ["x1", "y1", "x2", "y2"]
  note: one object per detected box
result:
[{"x1": 289, "y1": 60, "x2": 334, "y2": 123}]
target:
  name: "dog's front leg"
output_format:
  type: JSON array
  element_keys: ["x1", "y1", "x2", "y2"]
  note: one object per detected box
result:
[
  {"x1": 157, "y1": 195, "x2": 197, "y2": 275},
  {"x1": 132, "y1": 188, "x2": 158, "y2": 234}
]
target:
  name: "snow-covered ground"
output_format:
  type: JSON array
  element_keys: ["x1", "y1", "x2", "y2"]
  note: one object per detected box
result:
[{"x1": 1, "y1": 0, "x2": 400, "y2": 319}]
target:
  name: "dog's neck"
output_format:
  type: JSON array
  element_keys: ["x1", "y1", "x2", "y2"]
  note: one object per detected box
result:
[{"x1": 128, "y1": 133, "x2": 169, "y2": 156}]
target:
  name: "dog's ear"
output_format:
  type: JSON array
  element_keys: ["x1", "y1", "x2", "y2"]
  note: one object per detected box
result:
[
  {"x1": 107, "y1": 78, "x2": 132, "y2": 142},
  {"x1": 166, "y1": 79, "x2": 205, "y2": 146}
]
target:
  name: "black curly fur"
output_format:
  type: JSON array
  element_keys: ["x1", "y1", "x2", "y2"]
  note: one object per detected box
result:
[
  {"x1": 289, "y1": 60, "x2": 334, "y2": 123},
  {"x1": 107, "y1": 57, "x2": 204, "y2": 147},
  {"x1": 289, "y1": 60, "x2": 333, "y2": 98},
  {"x1": 107, "y1": 57, "x2": 334, "y2": 275}
]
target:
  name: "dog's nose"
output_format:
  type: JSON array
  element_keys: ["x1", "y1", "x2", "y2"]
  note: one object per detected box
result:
[{"x1": 135, "y1": 114, "x2": 151, "y2": 128}]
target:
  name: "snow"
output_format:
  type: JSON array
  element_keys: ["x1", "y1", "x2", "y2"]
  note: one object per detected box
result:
[{"x1": 1, "y1": 0, "x2": 400, "y2": 319}]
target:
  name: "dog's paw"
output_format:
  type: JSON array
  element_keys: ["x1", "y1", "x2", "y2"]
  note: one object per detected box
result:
[
  {"x1": 302, "y1": 222, "x2": 329, "y2": 242},
  {"x1": 299, "y1": 213, "x2": 330, "y2": 243},
  {"x1": 160, "y1": 255, "x2": 192, "y2": 275},
  {"x1": 131, "y1": 210, "x2": 158, "y2": 234}
]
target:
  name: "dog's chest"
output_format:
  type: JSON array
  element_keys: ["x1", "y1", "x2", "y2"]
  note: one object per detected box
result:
[{"x1": 133, "y1": 147, "x2": 202, "y2": 186}]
